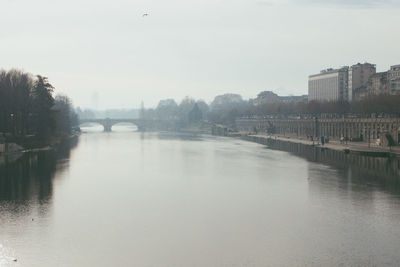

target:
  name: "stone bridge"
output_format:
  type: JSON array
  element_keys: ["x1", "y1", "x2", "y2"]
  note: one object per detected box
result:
[{"x1": 79, "y1": 118, "x2": 143, "y2": 132}]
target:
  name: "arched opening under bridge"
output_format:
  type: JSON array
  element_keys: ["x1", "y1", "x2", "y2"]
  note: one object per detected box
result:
[
  {"x1": 79, "y1": 122, "x2": 104, "y2": 133},
  {"x1": 110, "y1": 122, "x2": 138, "y2": 132}
]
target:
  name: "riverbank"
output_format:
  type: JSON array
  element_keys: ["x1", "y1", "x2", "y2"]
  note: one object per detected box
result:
[
  {"x1": 241, "y1": 134, "x2": 400, "y2": 158},
  {"x1": 0, "y1": 134, "x2": 79, "y2": 156}
]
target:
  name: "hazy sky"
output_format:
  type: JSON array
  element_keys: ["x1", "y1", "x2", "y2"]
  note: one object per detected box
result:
[{"x1": 1, "y1": 0, "x2": 399, "y2": 109}]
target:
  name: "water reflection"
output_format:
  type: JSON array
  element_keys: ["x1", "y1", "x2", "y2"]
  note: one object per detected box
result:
[
  {"x1": 1, "y1": 132, "x2": 400, "y2": 266},
  {"x1": 112, "y1": 123, "x2": 138, "y2": 132},
  {"x1": 0, "y1": 137, "x2": 78, "y2": 202},
  {"x1": 265, "y1": 140, "x2": 400, "y2": 195},
  {"x1": 157, "y1": 131, "x2": 204, "y2": 141}
]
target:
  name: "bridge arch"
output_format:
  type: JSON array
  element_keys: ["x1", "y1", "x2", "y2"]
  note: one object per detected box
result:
[
  {"x1": 79, "y1": 122, "x2": 105, "y2": 132},
  {"x1": 79, "y1": 118, "x2": 142, "y2": 132}
]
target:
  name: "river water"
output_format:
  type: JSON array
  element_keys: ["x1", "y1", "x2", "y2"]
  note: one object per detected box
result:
[{"x1": 1, "y1": 126, "x2": 400, "y2": 266}]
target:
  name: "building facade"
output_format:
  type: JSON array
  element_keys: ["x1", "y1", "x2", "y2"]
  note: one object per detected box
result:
[
  {"x1": 389, "y1": 64, "x2": 400, "y2": 95},
  {"x1": 353, "y1": 64, "x2": 400, "y2": 100},
  {"x1": 252, "y1": 91, "x2": 308, "y2": 105},
  {"x1": 358, "y1": 72, "x2": 391, "y2": 101},
  {"x1": 308, "y1": 67, "x2": 348, "y2": 102},
  {"x1": 279, "y1": 95, "x2": 308, "y2": 103},
  {"x1": 348, "y1": 63, "x2": 376, "y2": 101}
]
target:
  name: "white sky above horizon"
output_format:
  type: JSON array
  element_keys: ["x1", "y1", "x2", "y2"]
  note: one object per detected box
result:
[{"x1": 1, "y1": 0, "x2": 399, "y2": 109}]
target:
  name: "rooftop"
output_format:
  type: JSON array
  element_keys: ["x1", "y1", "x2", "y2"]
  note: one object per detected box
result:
[{"x1": 309, "y1": 66, "x2": 348, "y2": 78}]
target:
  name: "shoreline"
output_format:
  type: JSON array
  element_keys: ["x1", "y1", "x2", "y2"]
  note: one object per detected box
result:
[
  {"x1": 239, "y1": 134, "x2": 400, "y2": 179},
  {"x1": 0, "y1": 134, "x2": 79, "y2": 157},
  {"x1": 240, "y1": 134, "x2": 400, "y2": 158}
]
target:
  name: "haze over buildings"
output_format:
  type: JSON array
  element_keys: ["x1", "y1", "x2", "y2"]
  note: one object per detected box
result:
[
  {"x1": 308, "y1": 63, "x2": 400, "y2": 102},
  {"x1": 0, "y1": 0, "x2": 399, "y2": 108}
]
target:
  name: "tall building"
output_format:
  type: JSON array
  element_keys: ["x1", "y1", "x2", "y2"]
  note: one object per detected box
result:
[
  {"x1": 368, "y1": 72, "x2": 389, "y2": 95},
  {"x1": 348, "y1": 63, "x2": 376, "y2": 101},
  {"x1": 308, "y1": 67, "x2": 348, "y2": 102},
  {"x1": 308, "y1": 62, "x2": 376, "y2": 102},
  {"x1": 354, "y1": 64, "x2": 400, "y2": 100},
  {"x1": 389, "y1": 64, "x2": 400, "y2": 95}
]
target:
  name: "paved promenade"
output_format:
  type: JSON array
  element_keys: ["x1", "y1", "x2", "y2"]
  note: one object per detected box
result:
[{"x1": 246, "y1": 133, "x2": 400, "y2": 156}]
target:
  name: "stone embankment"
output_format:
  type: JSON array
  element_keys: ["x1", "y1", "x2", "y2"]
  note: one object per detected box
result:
[
  {"x1": 236, "y1": 117, "x2": 400, "y2": 147},
  {"x1": 242, "y1": 134, "x2": 400, "y2": 158}
]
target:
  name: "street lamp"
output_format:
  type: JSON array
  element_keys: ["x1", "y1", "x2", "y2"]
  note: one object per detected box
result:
[{"x1": 10, "y1": 113, "x2": 14, "y2": 136}]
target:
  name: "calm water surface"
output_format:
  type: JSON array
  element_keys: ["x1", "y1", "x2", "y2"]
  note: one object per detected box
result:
[{"x1": 1, "y1": 126, "x2": 400, "y2": 266}]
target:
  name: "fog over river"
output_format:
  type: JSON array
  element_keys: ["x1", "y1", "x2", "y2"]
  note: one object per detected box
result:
[{"x1": 1, "y1": 125, "x2": 400, "y2": 266}]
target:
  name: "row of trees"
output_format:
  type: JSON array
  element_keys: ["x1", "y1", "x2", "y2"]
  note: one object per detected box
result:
[
  {"x1": 141, "y1": 97, "x2": 209, "y2": 126},
  {"x1": 75, "y1": 90, "x2": 400, "y2": 131},
  {"x1": 207, "y1": 94, "x2": 400, "y2": 126},
  {"x1": 0, "y1": 69, "x2": 78, "y2": 141},
  {"x1": 144, "y1": 93, "x2": 400, "y2": 127}
]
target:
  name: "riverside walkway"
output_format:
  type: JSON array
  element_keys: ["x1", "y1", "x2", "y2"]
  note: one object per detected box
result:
[{"x1": 245, "y1": 134, "x2": 400, "y2": 157}]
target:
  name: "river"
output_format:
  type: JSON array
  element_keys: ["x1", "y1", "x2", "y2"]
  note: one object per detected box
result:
[{"x1": 1, "y1": 125, "x2": 400, "y2": 266}]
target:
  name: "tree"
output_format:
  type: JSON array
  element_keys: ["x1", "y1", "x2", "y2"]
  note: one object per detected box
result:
[
  {"x1": 188, "y1": 103, "x2": 203, "y2": 124},
  {"x1": 0, "y1": 69, "x2": 76, "y2": 143},
  {"x1": 195, "y1": 100, "x2": 209, "y2": 120},
  {"x1": 31, "y1": 75, "x2": 55, "y2": 139},
  {"x1": 156, "y1": 99, "x2": 178, "y2": 120},
  {"x1": 178, "y1": 97, "x2": 196, "y2": 124},
  {"x1": 54, "y1": 95, "x2": 73, "y2": 135},
  {"x1": 210, "y1": 93, "x2": 244, "y2": 111},
  {"x1": 0, "y1": 69, "x2": 35, "y2": 135}
]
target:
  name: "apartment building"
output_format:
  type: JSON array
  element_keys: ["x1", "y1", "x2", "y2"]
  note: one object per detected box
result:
[
  {"x1": 308, "y1": 67, "x2": 348, "y2": 102},
  {"x1": 389, "y1": 64, "x2": 400, "y2": 94},
  {"x1": 348, "y1": 63, "x2": 376, "y2": 101},
  {"x1": 308, "y1": 62, "x2": 376, "y2": 102}
]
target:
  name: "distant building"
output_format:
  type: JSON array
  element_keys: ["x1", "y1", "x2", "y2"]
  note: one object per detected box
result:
[
  {"x1": 309, "y1": 62, "x2": 376, "y2": 102},
  {"x1": 369, "y1": 72, "x2": 389, "y2": 95},
  {"x1": 353, "y1": 86, "x2": 368, "y2": 101},
  {"x1": 251, "y1": 91, "x2": 307, "y2": 105},
  {"x1": 354, "y1": 64, "x2": 400, "y2": 100},
  {"x1": 308, "y1": 67, "x2": 348, "y2": 102},
  {"x1": 279, "y1": 95, "x2": 308, "y2": 103},
  {"x1": 359, "y1": 72, "x2": 390, "y2": 100},
  {"x1": 389, "y1": 64, "x2": 400, "y2": 95},
  {"x1": 348, "y1": 63, "x2": 376, "y2": 101}
]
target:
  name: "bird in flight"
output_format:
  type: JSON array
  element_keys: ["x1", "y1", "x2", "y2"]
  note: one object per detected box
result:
[{"x1": 143, "y1": 13, "x2": 149, "y2": 17}]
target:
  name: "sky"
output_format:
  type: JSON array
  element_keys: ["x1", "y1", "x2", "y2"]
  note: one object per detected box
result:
[{"x1": 1, "y1": 0, "x2": 399, "y2": 109}]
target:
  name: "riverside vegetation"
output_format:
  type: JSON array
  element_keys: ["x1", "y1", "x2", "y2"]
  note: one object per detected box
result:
[
  {"x1": 116, "y1": 93, "x2": 400, "y2": 131},
  {"x1": 0, "y1": 69, "x2": 78, "y2": 150}
]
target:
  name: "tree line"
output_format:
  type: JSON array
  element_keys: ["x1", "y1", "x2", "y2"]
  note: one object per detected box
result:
[
  {"x1": 0, "y1": 69, "x2": 78, "y2": 143},
  {"x1": 140, "y1": 97, "x2": 209, "y2": 128},
  {"x1": 208, "y1": 94, "x2": 400, "y2": 126},
  {"x1": 141, "y1": 93, "x2": 400, "y2": 129}
]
